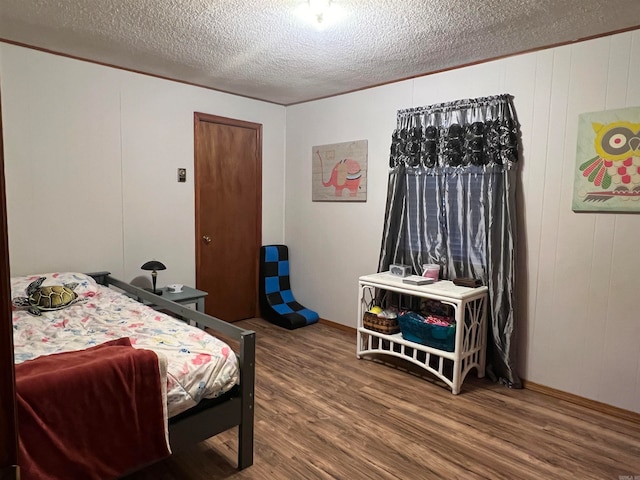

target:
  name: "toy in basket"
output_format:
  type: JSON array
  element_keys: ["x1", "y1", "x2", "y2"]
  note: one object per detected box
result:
[
  {"x1": 363, "y1": 306, "x2": 399, "y2": 334},
  {"x1": 397, "y1": 310, "x2": 456, "y2": 351}
]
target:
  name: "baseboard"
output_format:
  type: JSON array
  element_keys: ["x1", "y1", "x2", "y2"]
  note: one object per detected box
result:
[
  {"x1": 318, "y1": 318, "x2": 356, "y2": 335},
  {"x1": 522, "y1": 379, "x2": 640, "y2": 424}
]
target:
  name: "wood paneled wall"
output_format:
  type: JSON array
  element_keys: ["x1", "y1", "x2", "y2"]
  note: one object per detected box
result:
[{"x1": 285, "y1": 29, "x2": 640, "y2": 413}]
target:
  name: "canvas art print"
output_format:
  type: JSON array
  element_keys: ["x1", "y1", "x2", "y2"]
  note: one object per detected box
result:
[
  {"x1": 312, "y1": 140, "x2": 367, "y2": 202},
  {"x1": 573, "y1": 106, "x2": 640, "y2": 212}
]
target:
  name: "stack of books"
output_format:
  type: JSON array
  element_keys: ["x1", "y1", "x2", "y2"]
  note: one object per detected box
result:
[{"x1": 402, "y1": 275, "x2": 435, "y2": 286}]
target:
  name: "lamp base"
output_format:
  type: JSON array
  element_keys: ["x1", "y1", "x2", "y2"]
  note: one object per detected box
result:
[{"x1": 145, "y1": 288, "x2": 163, "y2": 295}]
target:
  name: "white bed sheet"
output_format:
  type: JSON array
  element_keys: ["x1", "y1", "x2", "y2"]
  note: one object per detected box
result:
[{"x1": 11, "y1": 273, "x2": 239, "y2": 418}]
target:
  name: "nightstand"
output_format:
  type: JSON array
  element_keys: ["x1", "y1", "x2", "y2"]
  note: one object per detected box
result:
[{"x1": 142, "y1": 286, "x2": 208, "y2": 312}]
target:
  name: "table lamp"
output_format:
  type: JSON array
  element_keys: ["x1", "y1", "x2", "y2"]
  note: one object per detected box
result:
[{"x1": 141, "y1": 260, "x2": 166, "y2": 295}]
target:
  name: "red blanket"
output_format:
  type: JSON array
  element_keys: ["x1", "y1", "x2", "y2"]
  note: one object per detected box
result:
[{"x1": 16, "y1": 338, "x2": 170, "y2": 480}]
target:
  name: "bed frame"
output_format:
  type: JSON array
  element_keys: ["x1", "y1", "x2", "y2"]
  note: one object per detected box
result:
[{"x1": 88, "y1": 272, "x2": 255, "y2": 470}]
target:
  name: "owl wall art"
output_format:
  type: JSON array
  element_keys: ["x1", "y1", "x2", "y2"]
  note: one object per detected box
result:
[{"x1": 573, "y1": 106, "x2": 640, "y2": 212}]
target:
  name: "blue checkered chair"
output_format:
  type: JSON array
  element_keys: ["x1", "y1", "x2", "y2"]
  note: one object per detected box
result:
[{"x1": 259, "y1": 245, "x2": 319, "y2": 330}]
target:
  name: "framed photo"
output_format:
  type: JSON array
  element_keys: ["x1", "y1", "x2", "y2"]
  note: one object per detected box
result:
[
  {"x1": 573, "y1": 106, "x2": 640, "y2": 212},
  {"x1": 312, "y1": 140, "x2": 367, "y2": 202}
]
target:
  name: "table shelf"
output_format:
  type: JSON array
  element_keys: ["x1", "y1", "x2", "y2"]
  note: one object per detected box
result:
[{"x1": 356, "y1": 272, "x2": 488, "y2": 394}]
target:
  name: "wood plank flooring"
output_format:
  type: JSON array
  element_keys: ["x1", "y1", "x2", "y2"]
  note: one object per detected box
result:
[{"x1": 125, "y1": 318, "x2": 640, "y2": 480}]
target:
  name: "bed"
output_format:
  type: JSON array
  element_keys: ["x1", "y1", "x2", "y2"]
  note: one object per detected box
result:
[{"x1": 11, "y1": 271, "x2": 255, "y2": 479}]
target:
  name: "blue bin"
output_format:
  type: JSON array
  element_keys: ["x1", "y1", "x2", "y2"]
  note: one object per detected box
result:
[{"x1": 398, "y1": 311, "x2": 456, "y2": 352}]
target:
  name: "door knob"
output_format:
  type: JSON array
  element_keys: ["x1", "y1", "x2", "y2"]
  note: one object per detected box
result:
[{"x1": 203, "y1": 235, "x2": 212, "y2": 244}]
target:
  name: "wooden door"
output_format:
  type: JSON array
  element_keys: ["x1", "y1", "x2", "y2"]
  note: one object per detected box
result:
[
  {"x1": 194, "y1": 113, "x2": 262, "y2": 322},
  {"x1": 0, "y1": 92, "x2": 19, "y2": 479}
]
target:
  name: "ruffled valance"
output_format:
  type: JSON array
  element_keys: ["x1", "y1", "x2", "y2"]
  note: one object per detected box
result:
[{"x1": 389, "y1": 94, "x2": 519, "y2": 170}]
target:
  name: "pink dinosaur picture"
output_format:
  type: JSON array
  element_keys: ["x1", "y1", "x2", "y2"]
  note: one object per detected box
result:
[{"x1": 312, "y1": 140, "x2": 367, "y2": 202}]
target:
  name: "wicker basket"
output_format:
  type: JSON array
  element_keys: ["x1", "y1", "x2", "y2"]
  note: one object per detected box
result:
[{"x1": 363, "y1": 311, "x2": 400, "y2": 334}]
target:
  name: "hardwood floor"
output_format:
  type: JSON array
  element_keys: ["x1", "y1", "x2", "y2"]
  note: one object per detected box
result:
[{"x1": 125, "y1": 318, "x2": 640, "y2": 480}]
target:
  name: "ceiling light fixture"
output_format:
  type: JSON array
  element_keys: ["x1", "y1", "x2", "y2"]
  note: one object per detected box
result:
[
  {"x1": 308, "y1": 0, "x2": 332, "y2": 24},
  {"x1": 297, "y1": 0, "x2": 343, "y2": 29}
]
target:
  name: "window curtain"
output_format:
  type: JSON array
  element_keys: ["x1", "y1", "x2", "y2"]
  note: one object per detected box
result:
[{"x1": 378, "y1": 94, "x2": 521, "y2": 388}]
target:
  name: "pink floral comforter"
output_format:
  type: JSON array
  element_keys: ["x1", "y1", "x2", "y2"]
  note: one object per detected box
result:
[{"x1": 11, "y1": 272, "x2": 239, "y2": 417}]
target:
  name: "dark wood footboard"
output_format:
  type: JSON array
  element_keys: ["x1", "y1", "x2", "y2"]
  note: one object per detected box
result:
[{"x1": 87, "y1": 272, "x2": 255, "y2": 470}]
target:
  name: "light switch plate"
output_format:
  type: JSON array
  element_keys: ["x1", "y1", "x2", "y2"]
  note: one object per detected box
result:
[{"x1": 177, "y1": 168, "x2": 187, "y2": 182}]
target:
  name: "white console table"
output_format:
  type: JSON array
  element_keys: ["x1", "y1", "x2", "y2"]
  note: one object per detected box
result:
[{"x1": 356, "y1": 272, "x2": 488, "y2": 394}]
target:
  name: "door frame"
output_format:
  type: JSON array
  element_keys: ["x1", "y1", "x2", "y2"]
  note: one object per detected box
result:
[
  {"x1": 193, "y1": 112, "x2": 262, "y2": 319},
  {"x1": 0, "y1": 88, "x2": 19, "y2": 478}
]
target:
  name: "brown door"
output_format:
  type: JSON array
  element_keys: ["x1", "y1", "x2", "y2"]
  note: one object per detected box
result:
[{"x1": 194, "y1": 113, "x2": 262, "y2": 322}]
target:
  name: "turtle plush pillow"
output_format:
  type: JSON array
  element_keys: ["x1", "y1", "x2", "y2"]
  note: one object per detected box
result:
[{"x1": 11, "y1": 272, "x2": 100, "y2": 316}]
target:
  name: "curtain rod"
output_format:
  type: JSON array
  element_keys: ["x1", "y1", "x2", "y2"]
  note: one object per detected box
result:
[{"x1": 397, "y1": 93, "x2": 512, "y2": 117}]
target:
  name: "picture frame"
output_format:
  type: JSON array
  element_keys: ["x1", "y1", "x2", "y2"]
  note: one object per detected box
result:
[
  {"x1": 312, "y1": 140, "x2": 367, "y2": 202},
  {"x1": 572, "y1": 106, "x2": 640, "y2": 212}
]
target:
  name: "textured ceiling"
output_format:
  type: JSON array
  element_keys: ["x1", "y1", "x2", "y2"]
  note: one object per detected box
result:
[{"x1": 1, "y1": 0, "x2": 639, "y2": 105}]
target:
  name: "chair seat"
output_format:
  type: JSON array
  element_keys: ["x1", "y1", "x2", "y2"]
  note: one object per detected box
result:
[{"x1": 259, "y1": 245, "x2": 319, "y2": 330}]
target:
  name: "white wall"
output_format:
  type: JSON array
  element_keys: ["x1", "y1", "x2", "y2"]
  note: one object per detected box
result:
[
  {"x1": 1, "y1": 43, "x2": 286, "y2": 285},
  {"x1": 285, "y1": 31, "x2": 640, "y2": 413}
]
